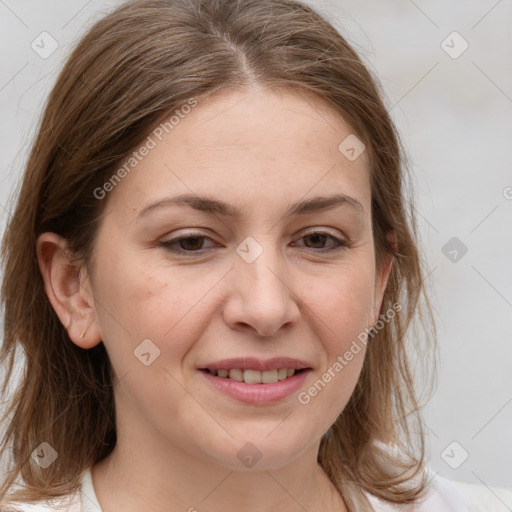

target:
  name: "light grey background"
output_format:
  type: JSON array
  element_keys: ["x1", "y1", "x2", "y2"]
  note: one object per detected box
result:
[{"x1": 1, "y1": 0, "x2": 511, "y2": 493}]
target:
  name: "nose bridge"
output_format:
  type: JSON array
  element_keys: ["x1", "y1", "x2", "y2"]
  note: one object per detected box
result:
[
  {"x1": 236, "y1": 234, "x2": 287, "y2": 298},
  {"x1": 226, "y1": 234, "x2": 299, "y2": 336}
]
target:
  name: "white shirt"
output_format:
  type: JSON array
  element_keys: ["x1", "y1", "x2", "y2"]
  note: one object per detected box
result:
[
  {"x1": 1, "y1": 465, "x2": 470, "y2": 511},
  {"x1": 365, "y1": 467, "x2": 470, "y2": 511}
]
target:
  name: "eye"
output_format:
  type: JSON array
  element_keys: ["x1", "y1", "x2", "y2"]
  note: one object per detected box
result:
[
  {"x1": 159, "y1": 232, "x2": 216, "y2": 254},
  {"x1": 159, "y1": 230, "x2": 349, "y2": 256},
  {"x1": 293, "y1": 231, "x2": 348, "y2": 253}
]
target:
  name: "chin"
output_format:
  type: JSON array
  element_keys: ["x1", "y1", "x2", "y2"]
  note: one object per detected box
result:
[{"x1": 199, "y1": 431, "x2": 315, "y2": 472}]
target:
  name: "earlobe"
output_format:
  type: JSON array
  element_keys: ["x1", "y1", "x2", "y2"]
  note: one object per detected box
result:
[{"x1": 36, "y1": 232, "x2": 101, "y2": 349}]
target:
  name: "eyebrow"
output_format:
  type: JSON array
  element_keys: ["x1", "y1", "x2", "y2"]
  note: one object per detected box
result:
[{"x1": 136, "y1": 193, "x2": 364, "y2": 220}]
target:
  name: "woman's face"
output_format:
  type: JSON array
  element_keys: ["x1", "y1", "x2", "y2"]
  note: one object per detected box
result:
[{"x1": 80, "y1": 87, "x2": 392, "y2": 470}]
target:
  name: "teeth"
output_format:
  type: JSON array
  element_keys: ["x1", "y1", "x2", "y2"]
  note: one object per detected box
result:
[
  {"x1": 262, "y1": 370, "x2": 278, "y2": 384},
  {"x1": 229, "y1": 369, "x2": 244, "y2": 382},
  {"x1": 209, "y1": 368, "x2": 298, "y2": 383},
  {"x1": 277, "y1": 368, "x2": 288, "y2": 380},
  {"x1": 243, "y1": 369, "x2": 261, "y2": 384}
]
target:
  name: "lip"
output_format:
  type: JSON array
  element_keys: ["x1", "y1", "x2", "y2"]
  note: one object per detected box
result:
[
  {"x1": 198, "y1": 357, "x2": 312, "y2": 372},
  {"x1": 200, "y1": 367, "x2": 312, "y2": 404}
]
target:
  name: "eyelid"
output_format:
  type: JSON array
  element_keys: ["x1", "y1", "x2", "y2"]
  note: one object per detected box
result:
[
  {"x1": 300, "y1": 227, "x2": 344, "y2": 238},
  {"x1": 159, "y1": 230, "x2": 217, "y2": 251},
  {"x1": 291, "y1": 230, "x2": 349, "y2": 251}
]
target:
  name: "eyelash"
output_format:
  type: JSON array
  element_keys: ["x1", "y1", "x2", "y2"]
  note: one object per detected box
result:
[{"x1": 159, "y1": 231, "x2": 349, "y2": 255}]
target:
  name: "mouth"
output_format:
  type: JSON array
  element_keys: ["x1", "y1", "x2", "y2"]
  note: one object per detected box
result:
[
  {"x1": 200, "y1": 367, "x2": 307, "y2": 384},
  {"x1": 198, "y1": 358, "x2": 312, "y2": 404}
]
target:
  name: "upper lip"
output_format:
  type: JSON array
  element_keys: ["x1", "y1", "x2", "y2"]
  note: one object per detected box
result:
[{"x1": 199, "y1": 357, "x2": 312, "y2": 372}]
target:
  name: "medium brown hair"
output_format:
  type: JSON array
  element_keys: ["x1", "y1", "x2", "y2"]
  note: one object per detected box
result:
[{"x1": 1, "y1": 0, "x2": 437, "y2": 509}]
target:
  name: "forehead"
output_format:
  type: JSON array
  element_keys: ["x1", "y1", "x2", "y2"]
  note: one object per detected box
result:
[{"x1": 103, "y1": 87, "x2": 371, "y2": 220}]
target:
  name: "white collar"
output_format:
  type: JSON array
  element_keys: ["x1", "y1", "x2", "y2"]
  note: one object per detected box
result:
[
  {"x1": 80, "y1": 467, "x2": 103, "y2": 512},
  {"x1": 78, "y1": 465, "x2": 469, "y2": 512}
]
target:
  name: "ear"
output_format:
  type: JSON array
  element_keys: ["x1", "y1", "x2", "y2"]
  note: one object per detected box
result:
[
  {"x1": 371, "y1": 231, "x2": 397, "y2": 325},
  {"x1": 36, "y1": 232, "x2": 102, "y2": 349}
]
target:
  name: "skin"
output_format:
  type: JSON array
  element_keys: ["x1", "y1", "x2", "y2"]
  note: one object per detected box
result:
[{"x1": 37, "y1": 85, "x2": 394, "y2": 512}]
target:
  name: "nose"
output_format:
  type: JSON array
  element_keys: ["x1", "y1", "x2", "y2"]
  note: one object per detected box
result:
[{"x1": 222, "y1": 239, "x2": 301, "y2": 337}]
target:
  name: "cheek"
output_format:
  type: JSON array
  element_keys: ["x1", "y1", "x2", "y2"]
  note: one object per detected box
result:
[
  {"x1": 296, "y1": 270, "x2": 373, "y2": 424},
  {"x1": 92, "y1": 252, "x2": 224, "y2": 372},
  {"x1": 299, "y1": 260, "x2": 375, "y2": 343},
  {"x1": 295, "y1": 257, "x2": 374, "y2": 408}
]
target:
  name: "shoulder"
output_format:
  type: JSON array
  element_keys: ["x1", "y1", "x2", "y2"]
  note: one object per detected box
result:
[
  {"x1": 0, "y1": 488, "x2": 81, "y2": 512},
  {"x1": 364, "y1": 469, "x2": 470, "y2": 512},
  {"x1": 361, "y1": 442, "x2": 470, "y2": 511},
  {"x1": 1, "y1": 504, "x2": 76, "y2": 512},
  {"x1": 1, "y1": 504, "x2": 79, "y2": 512},
  {"x1": 451, "y1": 480, "x2": 512, "y2": 512},
  {"x1": 1, "y1": 500, "x2": 80, "y2": 512},
  {"x1": 413, "y1": 471, "x2": 471, "y2": 511},
  {"x1": 2, "y1": 466, "x2": 100, "y2": 512}
]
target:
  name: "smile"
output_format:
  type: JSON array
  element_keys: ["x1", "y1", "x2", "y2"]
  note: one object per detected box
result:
[
  {"x1": 204, "y1": 368, "x2": 303, "y2": 384},
  {"x1": 200, "y1": 368, "x2": 312, "y2": 404}
]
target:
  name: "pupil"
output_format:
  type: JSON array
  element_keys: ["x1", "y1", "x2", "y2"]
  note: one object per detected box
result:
[
  {"x1": 307, "y1": 234, "x2": 325, "y2": 248},
  {"x1": 182, "y1": 236, "x2": 203, "y2": 251}
]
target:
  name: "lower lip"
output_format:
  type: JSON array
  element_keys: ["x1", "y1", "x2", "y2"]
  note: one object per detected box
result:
[{"x1": 200, "y1": 369, "x2": 311, "y2": 404}]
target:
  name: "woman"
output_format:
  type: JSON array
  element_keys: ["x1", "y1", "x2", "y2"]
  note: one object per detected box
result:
[{"x1": 0, "y1": 0, "x2": 469, "y2": 510}]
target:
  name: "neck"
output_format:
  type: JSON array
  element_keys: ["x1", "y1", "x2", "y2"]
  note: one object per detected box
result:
[{"x1": 91, "y1": 434, "x2": 348, "y2": 512}]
